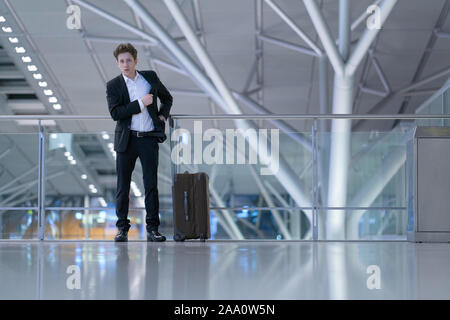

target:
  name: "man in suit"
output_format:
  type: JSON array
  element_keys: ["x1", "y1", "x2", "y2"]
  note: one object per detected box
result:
[{"x1": 106, "y1": 43, "x2": 172, "y2": 242}]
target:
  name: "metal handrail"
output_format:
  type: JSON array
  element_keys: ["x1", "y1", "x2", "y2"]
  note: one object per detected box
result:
[
  {"x1": 1, "y1": 206, "x2": 407, "y2": 211},
  {"x1": 1, "y1": 114, "x2": 450, "y2": 120}
]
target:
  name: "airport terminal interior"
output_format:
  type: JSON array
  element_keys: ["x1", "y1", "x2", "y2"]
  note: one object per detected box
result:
[{"x1": 0, "y1": 0, "x2": 450, "y2": 300}]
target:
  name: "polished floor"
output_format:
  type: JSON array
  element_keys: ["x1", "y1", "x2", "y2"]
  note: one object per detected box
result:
[{"x1": 0, "y1": 240, "x2": 449, "y2": 300}]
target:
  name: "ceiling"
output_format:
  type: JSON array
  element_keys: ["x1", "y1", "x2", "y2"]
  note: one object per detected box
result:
[
  {"x1": 0, "y1": 0, "x2": 449, "y2": 203},
  {"x1": 0, "y1": 0, "x2": 448, "y2": 127}
]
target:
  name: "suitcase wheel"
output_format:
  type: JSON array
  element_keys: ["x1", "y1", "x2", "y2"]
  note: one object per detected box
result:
[{"x1": 174, "y1": 233, "x2": 186, "y2": 242}]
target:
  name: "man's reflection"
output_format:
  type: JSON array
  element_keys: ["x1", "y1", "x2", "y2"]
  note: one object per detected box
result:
[{"x1": 115, "y1": 243, "x2": 130, "y2": 299}]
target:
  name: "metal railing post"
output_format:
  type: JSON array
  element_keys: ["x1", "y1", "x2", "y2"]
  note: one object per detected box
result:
[
  {"x1": 312, "y1": 119, "x2": 319, "y2": 240},
  {"x1": 169, "y1": 116, "x2": 177, "y2": 181},
  {"x1": 37, "y1": 120, "x2": 45, "y2": 240}
]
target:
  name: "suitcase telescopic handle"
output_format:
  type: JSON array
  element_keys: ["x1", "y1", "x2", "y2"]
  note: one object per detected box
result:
[{"x1": 183, "y1": 191, "x2": 189, "y2": 221}]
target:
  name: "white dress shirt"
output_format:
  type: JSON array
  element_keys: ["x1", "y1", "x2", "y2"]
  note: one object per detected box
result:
[{"x1": 123, "y1": 71, "x2": 154, "y2": 132}]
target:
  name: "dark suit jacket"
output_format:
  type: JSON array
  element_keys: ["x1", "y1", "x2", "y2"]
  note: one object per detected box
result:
[{"x1": 106, "y1": 70, "x2": 173, "y2": 152}]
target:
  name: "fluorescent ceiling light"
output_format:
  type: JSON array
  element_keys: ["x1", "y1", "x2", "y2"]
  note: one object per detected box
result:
[
  {"x1": 33, "y1": 73, "x2": 42, "y2": 79},
  {"x1": 81, "y1": 174, "x2": 87, "y2": 180},
  {"x1": 15, "y1": 47, "x2": 25, "y2": 53},
  {"x1": 27, "y1": 65, "x2": 37, "y2": 72},
  {"x1": 22, "y1": 56, "x2": 32, "y2": 63},
  {"x1": 2, "y1": 26, "x2": 12, "y2": 32},
  {"x1": 70, "y1": 160, "x2": 76, "y2": 165},
  {"x1": 38, "y1": 81, "x2": 47, "y2": 87},
  {"x1": 48, "y1": 97, "x2": 57, "y2": 103},
  {"x1": 53, "y1": 104, "x2": 61, "y2": 110},
  {"x1": 0, "y1": 16, "x2": 6, "y2": 22},
  {"x1": 99, "y1": 198, "x2": 107, "y2": 207},
  {"x1": 50, "y1": 133, "x2": 58, "y2": 139},
  {"x1": 43, "y1": 89, "x2": 53, "y2": 95},
  {"x1": 8, "y1": 37, "x2": 18, "y2": 43}
]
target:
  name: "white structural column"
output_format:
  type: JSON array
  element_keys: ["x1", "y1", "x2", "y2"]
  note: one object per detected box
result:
[{"x1": 303, "y1": 0, "x2": 397, "y2": 239}]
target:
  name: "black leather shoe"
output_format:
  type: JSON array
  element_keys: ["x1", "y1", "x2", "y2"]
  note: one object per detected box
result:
[
  {"x1": 147, "y1": 230, "x2": 166, "y2": 242},
  {"x1": 114, "y1": 229, "x2": 128, "y2": 242}
]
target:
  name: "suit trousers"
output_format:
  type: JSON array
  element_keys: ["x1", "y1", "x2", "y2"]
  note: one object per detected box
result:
[{"x1": 115, "y1": 134, "x2": 160, "y2": 232}]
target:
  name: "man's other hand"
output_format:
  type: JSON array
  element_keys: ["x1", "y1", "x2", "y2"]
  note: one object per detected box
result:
[{"x1": 141, "y1": 94, "x2": 153, "y2": 106}]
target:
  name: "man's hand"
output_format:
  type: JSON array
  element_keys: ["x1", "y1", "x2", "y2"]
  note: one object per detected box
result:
[
  {"x1": 141, "y1": 94, "x2": 153, "y2": 107},
  {"x1": 158, "y1": 115, "x2": 166, "y2": 122}
]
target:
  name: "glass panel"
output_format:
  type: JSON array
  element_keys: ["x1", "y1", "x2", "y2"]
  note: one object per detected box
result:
[
  {"x1": 0, "y1": 133, "x2": 40, "y2": 209},
  {"x1": 316, "y1": 123, "x2": 413, "y2": 240},
  {"x1": 0, "y1": 210, "x2": 38, "y2": 239},
  {"x1": 172, "y1": 119, "x2": 313, "y2": 239},
  {"x1": 346, "y1": 209, "x2": 407, "y2": 240},
  {"x1": 45, "y1": 209, "x2": 172, "y2": 240},
  {"x1": 43, "y1": 118, "x2": 173, "y2": 239},
  {"x1": 416, "y1": 88, "x2": 450, "y2": 127},
  {"x1": 210, "y1": 209, "x2": 311, "y2": 240},
  {"x1": 44, "y1": 120, "x2": 173, "y2": 212},
  {"x1": 444, "y1": 88, "x2": 450, "y2": 127},
  {"x1": 0, "y1": 125, "x2": 40, "y2": 239}
]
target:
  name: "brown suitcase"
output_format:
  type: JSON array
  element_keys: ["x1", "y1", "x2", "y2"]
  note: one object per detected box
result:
[{"x1": 172, "y1": 171, "x2": 210, "y2": 241}]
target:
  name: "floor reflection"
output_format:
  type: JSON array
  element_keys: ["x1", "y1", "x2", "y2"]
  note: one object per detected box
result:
[{"x1": 0, "y1": 241, "x2": 449, "y2": 299}]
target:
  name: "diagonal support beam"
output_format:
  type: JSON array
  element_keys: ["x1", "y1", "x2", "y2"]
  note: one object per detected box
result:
[
  {"x1": 249, "y1": 165, "x2": 293, "y2": 240},
  {"x1": 369, "y1": 49, "x2": 391, "y2": 93},
  {"x1": 264, "y1": 0, "x2": 323, "y2": 55},
  {"x1": 232, "y1": 92, "x2": 313, "y2": 151},
  {"x1": 345, "y1": 0, "x2": 398, "y2": 75}
]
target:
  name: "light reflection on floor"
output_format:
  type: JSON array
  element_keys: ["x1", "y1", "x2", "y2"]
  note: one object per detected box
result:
[{"x1": 0, "y1": 241, "x2": 449, "y2": 299}]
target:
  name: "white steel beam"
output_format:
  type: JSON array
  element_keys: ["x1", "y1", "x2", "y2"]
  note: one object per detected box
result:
[
  {"x1": 264, "y1": 0, "x2": 323, "y2": 56},
  {"x1": 303, "y1": 0, "x2": 345, "y2": 76},
  {"x1": 258, "y1": 34, "x2": 318, "y2": 56},
  {"x1": 369, "y1": 50, "x2": 391, "y2": 93},
  {"x1": 83, "y1": 34, "x2": 157, "y2": 47},
  {"x1": 345, "y1": 0, "x2": 398, "y2": 75}
]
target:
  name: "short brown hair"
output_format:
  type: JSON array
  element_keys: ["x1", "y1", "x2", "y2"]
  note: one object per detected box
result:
[{"x1": 113, "y1": 43, "x2": 137, "y2": 61}]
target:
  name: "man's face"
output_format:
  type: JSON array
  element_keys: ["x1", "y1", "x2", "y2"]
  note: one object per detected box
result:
[{"x1": 116, "y1": 52, "x2": 137, "y2": 77}]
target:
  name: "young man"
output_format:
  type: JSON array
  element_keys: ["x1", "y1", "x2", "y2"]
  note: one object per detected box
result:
[{"x1": 106, "y1": 43, "x2": 173, "y2": 242}]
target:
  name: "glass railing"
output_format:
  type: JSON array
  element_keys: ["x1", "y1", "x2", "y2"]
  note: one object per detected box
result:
[
  {"x1": 0, "y1": 114, "x2": 449, "y2": 241},
  {"x1": 416, "y1": 79, "x2": 450, "y2": 126}
]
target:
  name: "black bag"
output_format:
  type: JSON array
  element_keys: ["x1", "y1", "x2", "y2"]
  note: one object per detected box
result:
[
  {"x1": 172, "y1": 171, "x2": 210, "y2": 241},
  {"x1": 155, "y1": 118, "x2": 166, "y2": 143}
]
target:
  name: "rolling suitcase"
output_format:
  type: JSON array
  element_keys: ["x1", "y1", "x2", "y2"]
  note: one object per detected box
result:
[{"x1": 172, "y1": 171, "x2": 210, "y2": 242}]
